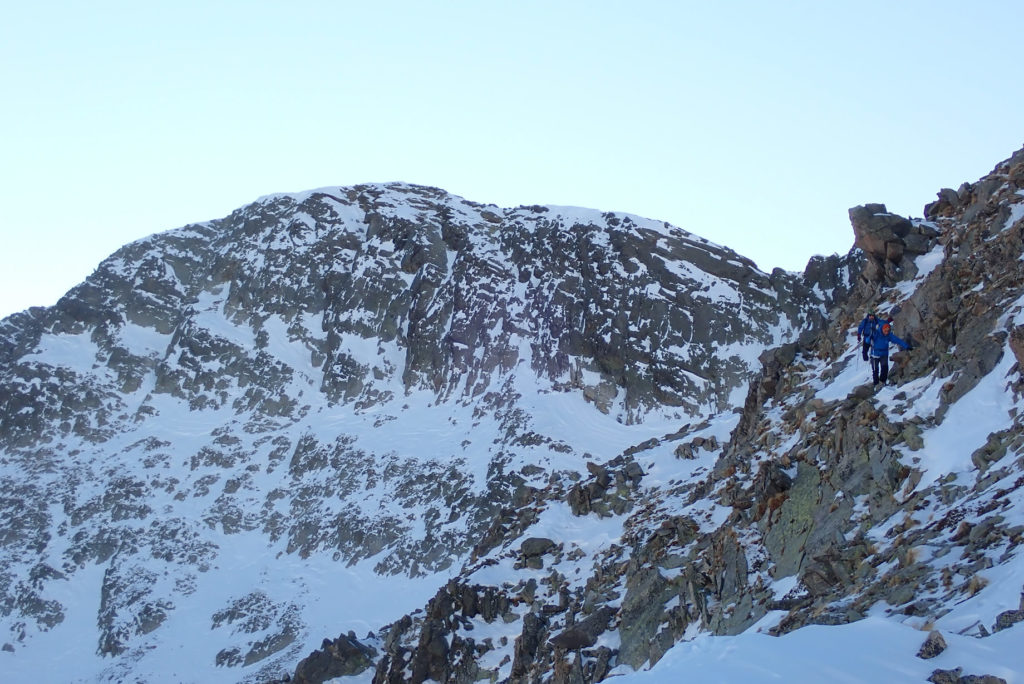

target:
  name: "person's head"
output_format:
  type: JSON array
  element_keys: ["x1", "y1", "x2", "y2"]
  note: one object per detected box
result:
[
  {"x1": 867, "y1": 311, "x2": 875, "y2": 318},
  {"x1": 882, "y1": 323, "x2": 891, "y2": 334}
]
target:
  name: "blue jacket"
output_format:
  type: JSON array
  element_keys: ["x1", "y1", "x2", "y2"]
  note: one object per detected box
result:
[
  {"x1": 870, "y1": 329, "x2": 909, "y2": 358},
  {"x1": 857, "y1": 316, "x2": 879, "y2": 340}
]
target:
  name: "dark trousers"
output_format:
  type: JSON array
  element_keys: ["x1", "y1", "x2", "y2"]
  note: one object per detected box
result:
[
  {"x1": 862, "y1": 339, "x2": 871, "y2": 361},
  {"x1": 870, "y1": 355, "x2": 889, "y2": 384}
]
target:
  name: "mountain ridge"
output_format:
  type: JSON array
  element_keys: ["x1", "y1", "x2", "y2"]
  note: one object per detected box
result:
[{"x1": 2, "y1": 147, "x2": 1023, "y2": 683}]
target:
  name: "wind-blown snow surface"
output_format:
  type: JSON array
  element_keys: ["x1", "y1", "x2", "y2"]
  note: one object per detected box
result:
[{"x1": 619, "y1": 618, "x2": 1024, "y2": 683}]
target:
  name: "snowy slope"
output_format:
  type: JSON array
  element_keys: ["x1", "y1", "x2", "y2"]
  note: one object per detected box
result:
[
  {"x1": 0, "y1": 184, "x2": 841, "y2": 682},
  {"x1": 2, "y1": 145, "x2": 1023, "y2": 684}
]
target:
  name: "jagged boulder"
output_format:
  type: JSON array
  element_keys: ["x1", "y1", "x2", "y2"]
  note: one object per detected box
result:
[
  {"x1": 993, "y1": 609, "x2": 1024, "y2": 632},
  {"x1": 917, "y1": 630, "x2": 947, "y2": 659},
  {"x1": 929, "y1": 671, "x2": 1007, "y2": 684},
  {"x1": 292, "y1": 632, "x2": 377, "y2": 683},
  {"x1": 1010, "y1": 325, "x2": 1024, "y2": 371},
  {"x1": 510, "y1": 613, "x2": 549, "y2": 681},
  {"x1": 549, "y1": 606, "x2": 615, "y2": 650},
  {"x1": 850, "y1": 203, "x2": 914, "y2": 258},
  {"x1": 520, "y1": 537, "x2": 557, "y2": 569},
  {"x1": 849, "y1": 203, "x2": 937, "y2": 284}
]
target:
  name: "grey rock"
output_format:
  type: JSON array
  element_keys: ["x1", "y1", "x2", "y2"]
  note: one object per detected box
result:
[
  {"x1": 510, "y1": 613, "x2": 548, "y2": 681},
  {"x1": 618, "y1": 565, "x2": 677, "y2": 669},
  {"x1": 549, "y1": 606, "x2": 615, "y2": 650},
  {"x1": 993, "y1": 609, "x2": 1024, "y2": 632},
  {"x1": 917, "y1": 630, "x2": 947, "y2": 659},
  {"x1": 928, "y1": 669, "x2": 963, "y2": 684},
  {"x1": 521, "y1": 537, "x2": 556, "y2": 558},
  {"x1": 1010, "y1": 325, "x2": 1024, "y2": 372}
]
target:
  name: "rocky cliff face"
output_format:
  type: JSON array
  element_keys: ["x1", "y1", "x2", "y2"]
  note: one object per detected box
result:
[
  {"x1": 288, "y1": 147, "x2": 1024, "y2": 683},
  {"x1": 3, "y1": 145, "x2": 1023, "y2": 683},
  {"x1": 0, "y1": 184, "x2": 850, "y2": 681}
]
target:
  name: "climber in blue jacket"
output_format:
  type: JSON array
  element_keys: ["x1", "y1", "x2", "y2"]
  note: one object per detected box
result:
[
  {"x1": 870, "y1": 321, "x2": 911, "y2": 386},
  {"x1": 856, "y1": 311, "x2": 879, "y2": 361}
]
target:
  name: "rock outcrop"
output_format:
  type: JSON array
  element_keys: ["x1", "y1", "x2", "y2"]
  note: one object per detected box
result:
[{"x1": 849, "y1": 202, "x2": 940, "y2": 284}]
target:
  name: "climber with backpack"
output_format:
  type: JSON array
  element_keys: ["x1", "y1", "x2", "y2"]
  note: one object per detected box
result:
[
  {"x1": 870, "y1": 320, "x2": 911, "y2": 386},
  {"x1": 856, "y1": 311, "x2": 879, "y2": 361}
]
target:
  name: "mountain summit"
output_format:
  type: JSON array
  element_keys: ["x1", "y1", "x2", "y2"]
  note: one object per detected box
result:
[{"x1": 2, "y1": 148, "x2": 1024, "y2": 683}]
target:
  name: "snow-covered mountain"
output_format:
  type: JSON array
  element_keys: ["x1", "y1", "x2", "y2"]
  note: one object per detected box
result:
[{"x1": 1, "y1": 146, "x2": 1023, "y2": 683}]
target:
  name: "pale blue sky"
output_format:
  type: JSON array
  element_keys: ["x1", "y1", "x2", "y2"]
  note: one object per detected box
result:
[{"x1": 2, "y1": 1, "x2": 1022, "y2": 319}]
